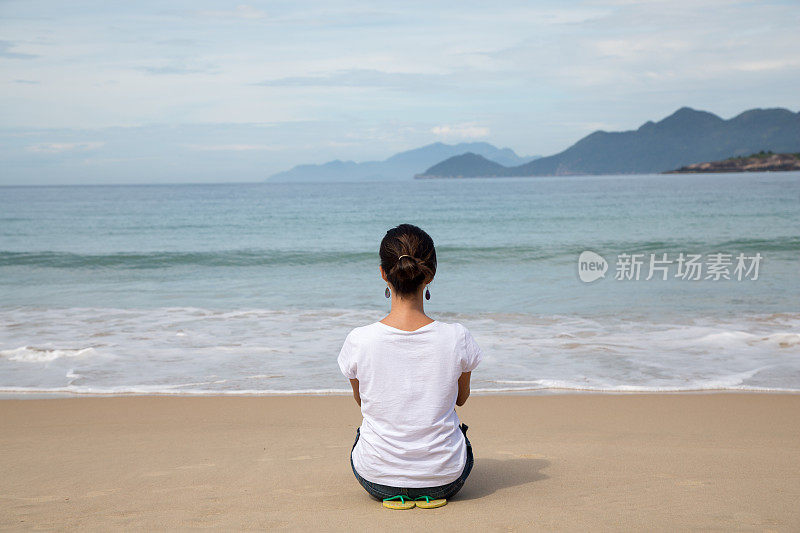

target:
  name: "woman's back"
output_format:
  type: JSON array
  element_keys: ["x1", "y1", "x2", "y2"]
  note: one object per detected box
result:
[{"x1": 338, "y1": 319, "x2": 483, "y2": 487}]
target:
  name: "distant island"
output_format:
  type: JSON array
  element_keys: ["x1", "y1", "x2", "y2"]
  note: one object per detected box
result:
[
  {"x1": 415, "y1": 107, "x2": 800, "y2": 178},
  {"x1": 267, "y1": 107, "x2": 800, "y2": 181},
  {"x1": 266, "y1": 142, "x2": 540, "y2": 182},
  {"x1": 665, "y1": 151, "x2": 800, "y2": 174}
]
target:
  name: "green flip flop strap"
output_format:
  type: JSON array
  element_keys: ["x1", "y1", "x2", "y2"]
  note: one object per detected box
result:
[
  {"x1": 383, "y1": 495, "x2": 409, "y2": 503},
  {"x1": 414, "y1": 496, "x2": 432, "y2": 502}
]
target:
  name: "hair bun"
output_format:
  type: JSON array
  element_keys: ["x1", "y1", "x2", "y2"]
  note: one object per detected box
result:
[{"x1": 379, "y1": 224, "x2": 437, "y2": 297}]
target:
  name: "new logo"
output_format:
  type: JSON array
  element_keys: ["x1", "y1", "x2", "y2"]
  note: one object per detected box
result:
[{"x1": 578, "y1": 251, "x2": 608, "y2": 283}]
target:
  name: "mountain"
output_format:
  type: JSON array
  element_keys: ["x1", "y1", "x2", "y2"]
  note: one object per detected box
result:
[
  {"x1": 418, "y1": 152, "x2": 508, "y2": 179},
  {"x1": 415, "y1": 107, "x2": 800, "y2": 178},
  {"x1": 266, "y1": 142, "x2": 539, "y2": 182}
]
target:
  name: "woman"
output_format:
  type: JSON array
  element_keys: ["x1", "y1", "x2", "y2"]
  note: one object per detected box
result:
[{"x1": 337, "y1": 223, "x2": 483, "y2": 509}]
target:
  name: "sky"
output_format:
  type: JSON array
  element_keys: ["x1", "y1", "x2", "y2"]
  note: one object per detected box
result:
[{"x1": 1, "y1": 0, "x2": 799, "y2": 185}]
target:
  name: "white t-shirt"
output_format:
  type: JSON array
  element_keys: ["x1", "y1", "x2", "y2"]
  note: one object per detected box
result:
[{"x1": 337, "y1": 319, "x2": 483, "y2": 487}]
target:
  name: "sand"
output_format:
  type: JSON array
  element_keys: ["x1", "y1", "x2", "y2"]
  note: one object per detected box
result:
[{"x1": 1, "y1": 393, "x2": 799, "y2": 531}]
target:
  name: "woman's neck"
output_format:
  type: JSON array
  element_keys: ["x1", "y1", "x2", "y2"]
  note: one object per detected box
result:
[{"x1": 381, "y1": 289, "x2": 433, "y2": 329}]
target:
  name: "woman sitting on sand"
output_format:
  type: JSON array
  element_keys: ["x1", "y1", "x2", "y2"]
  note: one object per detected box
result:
[{"x1": 337, "y1": 223, "x2": 483, "y2": 509}]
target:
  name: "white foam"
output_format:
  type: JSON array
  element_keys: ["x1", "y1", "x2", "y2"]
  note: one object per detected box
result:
[
  {"x1": 487, "y1": 367, "x2": 775, "y2": 392},
  {"x1": 697, "y1": 331, "x2": 757, "y2": 347},
  {"x1": 0, "y1": 384, "x2": 796, "y2": 396},
  {"x1": 472, "y1": 385, "x2": 800, "y2": 393},
  {"x1": 0, "y1": 385, "x2": 353, "y2": 396},
  {"x1": 753, "y1": 333, "x2": 800, "y2": 348},
  {"x1": 1, "y1": 307, "x2": 799, "y2": 396},
  {"x1": 0, "y1": 346, "x2": 96, "y2": 363}
]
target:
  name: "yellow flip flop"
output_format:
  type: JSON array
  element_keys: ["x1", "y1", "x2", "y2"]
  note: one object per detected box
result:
[
  {"x1": 382, "y1": 495, "x2": 415, "y2": 510},
  {"x1": 414, "y1": 496, "x2": 447, "y2": 509}
]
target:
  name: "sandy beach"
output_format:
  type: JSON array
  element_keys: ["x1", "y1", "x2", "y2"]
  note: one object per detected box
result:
[{"x1": 1, "y1": 393, "x2": 798, "y2": 531}]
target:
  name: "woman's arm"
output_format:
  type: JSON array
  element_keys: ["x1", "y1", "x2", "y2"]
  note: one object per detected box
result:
[
  {"x1": 456, "y1": 371, "x2": 471, "y2": 406},
  {"x1": 349, "y1": 378, "x2": 361, "y2": 406}
]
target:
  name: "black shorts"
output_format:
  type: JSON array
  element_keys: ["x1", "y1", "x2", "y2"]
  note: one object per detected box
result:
[{"x1": 349, "y1": 423, "x2": 474, "y2": 501}]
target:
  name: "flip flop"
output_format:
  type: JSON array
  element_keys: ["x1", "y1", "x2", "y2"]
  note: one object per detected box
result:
[
  {"x1": 414, "y1": 495, "x2": 447, "y2": 509},
  {"x1": 382, "y1": 495, "x2": 415, "y2": 510}
]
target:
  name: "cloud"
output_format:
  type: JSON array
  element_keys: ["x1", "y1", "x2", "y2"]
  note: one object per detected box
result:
[
  {"x1": 431, "y1": 123, "x2": 490, "y2": 140},
  {"x1": 195, "y1": 4, "x2": 267, "y2": 20},
  {"x1": 1, "y1": 0, "x2": 799, "y2": 183},
  {"x1": 733, "y1": 59, "x2": 800, "y2": 72},
  {"x1": 0, "y1": 40, "x2": 38, "y2": 59},
  {"x1": 14, "y1": 79, "x2": 39, "y2": 84},
  {"x1": 480, "y1": 1, "x2": 800, "y2": 90},
  {"x1": 137, "y1": 65, "x2": 212, "y2": 75},
  {"x1": 27, "y1": 142, "x2": 105, "y2": 154},
  {"x1": 156, "y1": 38, "x2": 200, "y2": 47},
  {"x1": 255, "y1": 68, "x2": 449, "y2": 90},
  {"x1": 183, "y1": 143, "x2": 281, "y2": 152}
]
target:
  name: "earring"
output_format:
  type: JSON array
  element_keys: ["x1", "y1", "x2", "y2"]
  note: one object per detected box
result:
[
  {"x1": 425, "y1": 286, "x2": 431, "y2": 300},
  {"x1": 385, "y1": 286, "x2": 391, "y2": 299}
]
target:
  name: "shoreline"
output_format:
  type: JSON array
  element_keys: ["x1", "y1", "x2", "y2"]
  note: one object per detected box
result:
[
  {"x1": 2, "y1": 388, "x2": 799, "y2": 400},
  {"x1": 2, "y1": 394, "x2": 799, "y2": 530}
]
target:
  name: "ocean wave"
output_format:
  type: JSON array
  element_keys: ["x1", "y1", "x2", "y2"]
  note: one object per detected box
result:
[
  {"x1": 0, "y1": 385, "x2": 353, "y2": 396},
  {"x1": 484, "y1": 367, "x2": 783, "y2": 392},
  {"x1": 0, "y1": 250, "x2": 374, "y2": 269},
  {"x1": 696, "y1": 331, "x2": 800, "y2": 349},
  {"x1": 1, "y1": 384, "x2": 797, "y2": 396},
  {"x1": 2, "y1": 307, "x2": 799, "y2": 395},
  {"x1": 0, "y1": 247, "x2": 559, "y2": 269},
  {"x1": 1, "y1": 235, "x2": 797, "y2": 269},
  {"x1": 472, "y1": 385, "x2": 800, "y2": 393},
  {"x1": 0, "y1": 346, "x2": 96, "y2": 363}
]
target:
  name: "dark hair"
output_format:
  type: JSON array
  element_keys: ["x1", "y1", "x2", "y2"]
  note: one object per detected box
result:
[{"x1": 379, "y1": 224, "x2": 437, "y2": 296}]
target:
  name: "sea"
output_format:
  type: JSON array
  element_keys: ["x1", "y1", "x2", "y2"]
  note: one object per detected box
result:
[{"x1": 1, "y1": 172, "x2": 799, "y2": 396}]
